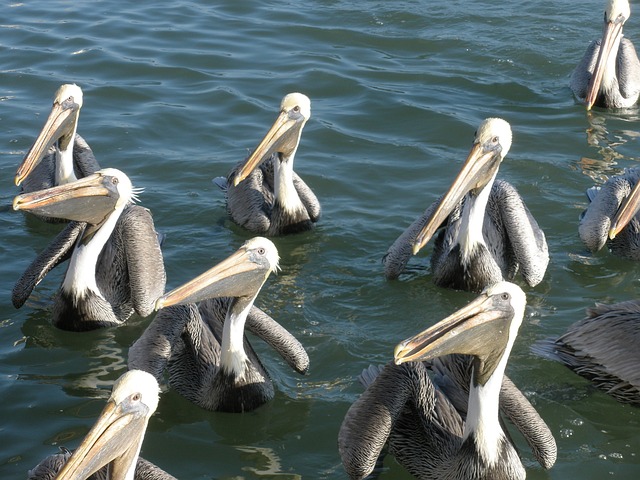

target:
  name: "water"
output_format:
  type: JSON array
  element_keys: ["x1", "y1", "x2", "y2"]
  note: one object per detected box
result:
[{"x1": 2, "y1": 0, "x2": 640, "y2": 478}]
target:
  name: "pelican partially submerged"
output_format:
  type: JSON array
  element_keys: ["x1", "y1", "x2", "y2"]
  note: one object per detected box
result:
[
  {"x1": 570, "y1": 0, "x2": 640, "y2": 110},
  {"x1": 579, "y1": 167, "x2": 640, "y2": 259},
  {"x1": 129, "y1": 237, "x2": 309, "y2": 413},
  {"x1": 12, "y1": 169, "x2": 165, "y2": 331},
  {"x1": 16, "y1": 84, "x2": 100, "y2": 202},
  {"x1": 534, "y1": 300, "x2": 640, "y2": 405},
  {"x1": 383, "y1": 118, "x2": 548, "y2": 292},
  {"x1": 339, "y1": 282, "x2": 557, "y2": 479},
  {"x1": 216, "y1": 93, "x2": 321, "y2": 236},
  {"x1": 29, "y1": 370, "x2": 176, "y2": 480}
]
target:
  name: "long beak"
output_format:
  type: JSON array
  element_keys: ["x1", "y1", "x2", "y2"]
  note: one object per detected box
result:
[
  {"x1": 585, "y1": 18, "x2": 625, "y2": 110},
  {"x1": 12, "y1": 172, "x2": 118, "y2": 224},
  {"x1": 54, "y1": 400, "x2": 148, "y2": 480},
  {"x1": 609, "y1": 181, "x2": 640, "y2": 239},
  {"x1": 411, "y1": 142, "x2": 502, "y2": 255},
  {"x1": 394, "y1": 290, "x2": 512, "y2": 366},
  {"x1": 233, "y1": 110, "x2": 304, "y2": 186},
  {"x1": 15, "y1": 99, "x2": 80, "y2": 186},
  {"x1": 156, "y1": 247, "x2": 270, "y2": 310}
]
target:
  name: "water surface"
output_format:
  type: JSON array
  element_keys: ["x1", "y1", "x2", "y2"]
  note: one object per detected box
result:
[{"x1": 2, "y1": 1, "x2": 640, "y2": 478}]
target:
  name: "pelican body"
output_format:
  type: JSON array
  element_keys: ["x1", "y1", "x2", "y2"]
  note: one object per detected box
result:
[
  {"x1": 129, "y1": 237, "x2": 309, "y2": 413},
  {"x1": 12, "y1": 169, "x2": 166, "y2": 331},
  {"x1": 383, "y1": 118, "x2": 548, "y2": 293},
  {"x1": 579, "y1": 167, "x2": 640, "y2": 259},
  {"x1": 534, "y1": 300, "x2": 640, "y2": 405},
  {"x1": 16, "y1": 84, "x2": 100, "y2": 213},
  {"x1": 29, "y1": 370, "x2": 176, "y2": 480},
  {"x1": 571, "y1": 0, "x2": 640, "y2": 110},
  {"x1": 218, "y1": 93, "x2": 321, "y2": 236},
  {"x1": 339, "y1": 282, "x2": 556, "y2": 480}
]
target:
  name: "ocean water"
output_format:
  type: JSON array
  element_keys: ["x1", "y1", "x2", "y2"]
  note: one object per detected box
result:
[{"x1": 1, "y1": 0, "x2": 640, "y2": 478}]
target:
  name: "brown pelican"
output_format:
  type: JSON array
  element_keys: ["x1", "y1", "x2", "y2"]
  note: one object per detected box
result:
[
  {"x1": 128, "y1": 237, "x2": 309, "y2": 413},
  {"x1": 339, "y1": 282, "x2": 557, "y2": 480},
  {"x1": 579, "y1": 167, "x2": 640, "y2": 258},
  {"x1": 383, "y1": 118, "x2": 548, "y2": 293},
  {"x1": 533, "y1": 300, "x2": 640, "y2": 405},
  {"x1": 215, "y1": 93, "x2": 321, "y2": 236},
  {"x1": 12, "y1": 169, "x2": 166, "y2": 331},
  {"x1": 15, "y1": 84, "x2": 100, "y2": 198},
  {"x1": 28, "y1": 370, "x2": 176, "y2": 479},
  {"x1": 570, "y1": 0, "x2": 640, "y2": 110}
]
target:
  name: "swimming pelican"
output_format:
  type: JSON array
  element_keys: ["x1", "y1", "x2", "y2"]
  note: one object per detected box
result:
[
  {"x1": 339, "y1": 282, "x2": 557, "y2": 480},
  {"x1": 570, "y1": 0, "x2": 640, "y2": 110},
  {"x1": 383, "y1": 118, "x2": 548, "y2": 292},
  {"x1": 533, "y1": 300, "x2": 640, "y2": 405},
  {"x1": 12, "y1": 169, "x2": 166, "y2": 331},
  {"x1": 15, "y1": 84, "x2": 100, "y2": 197},
  {"x1": 579, "y1": 167, "x2": 640, "y2": 259},
  {"x1": 129, "y1": 237, "x2": 309, "y2": 413},
  {"x1": 216, "y1": 93, "x2": 321, "y2": 236},
  {"x1": 28, "y1": 370, "x2": 176, "y2": 480}
]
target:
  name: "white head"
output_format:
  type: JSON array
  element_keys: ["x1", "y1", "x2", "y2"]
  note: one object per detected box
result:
[
  {"x1": 280, "y1": 92, "x2": 311, "y2": 122},
  {"x1": 605, "y1": 0, "x2": 630, "y2": 24},
  {"x1": 110, "y1": 370, "x2": 161, "y2": 416},
  {"x1": 54, "y1": 83, "x2": 84, "y2": 109},
  {"x1": 474, "y1": 117, "x2": 513, "y2": 159}
]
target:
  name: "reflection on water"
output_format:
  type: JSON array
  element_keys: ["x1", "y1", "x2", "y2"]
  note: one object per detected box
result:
[{"x1": 238, "y1": 446, "x2": 302, "y2": 479}]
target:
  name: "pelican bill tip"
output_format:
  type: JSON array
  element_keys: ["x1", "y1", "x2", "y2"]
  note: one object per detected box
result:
[
  {"x1": 154, "y1": 296, "x2": 166, "y2": 311},
  {"x1": 12, "y1": 196, "x2": 22, "y2": 211}
]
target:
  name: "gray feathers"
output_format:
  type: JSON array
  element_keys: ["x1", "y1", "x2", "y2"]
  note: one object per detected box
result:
[{"x1": 384, "y1": 180, "x2": 548, "y2": 292}]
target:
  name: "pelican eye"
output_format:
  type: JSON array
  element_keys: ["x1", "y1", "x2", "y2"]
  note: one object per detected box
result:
[
  {"x1": 500, "y1": 292, "x2": 510, "y2": 301},
  {"x1": 292, "y1": 105, "x2": 300, "y2": 113},
  {"x1": 111, "y1": 177, "x2": 119, "y2": 185},
  {"x1": 257, "y1": 247, "x2": 266, "y2": 255},
  {"x1": 131, "y1": 393, "x2": 141, "y2": 402},
  {"x1": 491, "y1": 136, "x2": 499, "y2": 144}
]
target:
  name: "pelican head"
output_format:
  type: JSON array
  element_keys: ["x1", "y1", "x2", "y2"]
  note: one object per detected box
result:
[
  {"x1": 12, "y1": 168, "x2": 137, "y2": 226},
  {"x1": 412, "y1": 118, "x2": 512, "y2": 255},
  {"x1": 15, "y1": 84, "x2": 84, "y2": 186},
  {"x1": 54, "y1": 370, "x2": 160, "y2": 480},
  {"x1": 155, "y1": 237, "x2": 279, "y2": 310},
  {"x1": 395, "y1": 281, "x2": 525, "y2": 386},
  {"x1": 585, "y1": 0, "x2": 631, "y2": 110},
  {"x1": 609, "y1": 175, "x2": 640, "y2": 239},
  {"x1": 233, "y1": 93, "x2": 311, "y2": 187}
]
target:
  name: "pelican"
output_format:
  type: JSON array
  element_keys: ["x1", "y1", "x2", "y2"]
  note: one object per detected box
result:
[
  {"x1": 128, "y1": 237, "x2": 309, "y2": 413},
  {"x1": 339, "y1": 282, "x2": 557, "y2": 480},
  {"x1": 216, "y1": 93, "x2": 321, "y2": 236},
  {"x1": 16, "y1": 84, "x2": 100, "y2": 198},
  {"x1": 383, "y1": 118, "x2": 548, "y2": 293},
  {"x1": 533, "y1": 300, "x2": 640, "y2": 405},
  {"x1": 28, "y1": 370, "x2": 176, "y2": 480},
  {"x1": 579, "y1": 167, "x2": 640, "y2": 259},
  {"x1": 12, "y1": 169, "x2": 166, "y2": 331},
  {"x1": 570, "y1": 0, "x2": 640, "y2": 110}
]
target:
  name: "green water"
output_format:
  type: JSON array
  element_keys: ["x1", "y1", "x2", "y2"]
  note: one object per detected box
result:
[{"x1": 1, "y1": 0, "x2": 640, "y2": 478}]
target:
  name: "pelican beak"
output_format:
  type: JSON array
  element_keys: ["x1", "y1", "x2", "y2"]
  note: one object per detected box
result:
[
  {"x1": 411, "y1": 141, "x2": 502, "y2": 255},
  {"x1": 233, "y1": 108, "x2": 305, "y2": 186},
  {"x1": 609, "y1": 181, "x2": 640, "y2": 239},
  {"x1": 53, "y1": 398, "x2": 149, "y2": 480},
  {"x1": 12, "y1": 171, "x2": 119, "y2": 224},
  {"x1": 15, "y1": 96, "x2": 80, "y2": 186},
  {"x1": 156, "y1": 245, "x2": 271, "y2": 310},
  {"x1": 585, "y1": 16, "x2": 625, "y2": 110},
  {"x1": 394, "y1": 287, "x2": 515, "y2": 385}
]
